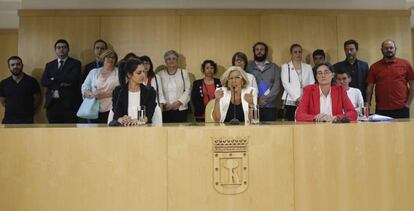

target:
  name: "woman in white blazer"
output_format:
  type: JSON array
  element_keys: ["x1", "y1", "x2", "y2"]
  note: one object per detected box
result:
[
  {"x1": 157, "y1": 50, "x2": 191, "y2": 123},
  {"x1": 212, "y1": 66, "x2": 257, "y2": 124},
  {"x1": 281, "y1": 44, "x2": 315, "y2": 121}
]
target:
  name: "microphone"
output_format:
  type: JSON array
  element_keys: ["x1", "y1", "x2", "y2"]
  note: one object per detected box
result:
[
  {"x1": 332, "y1": 117, "x2": 350, "y2": 123},
  {"x1": 108, "y1": 87, "x2": 123, "y2": 127},
  {"x1": 229, "y1": 86, "x2": 240, "y2": 125}
]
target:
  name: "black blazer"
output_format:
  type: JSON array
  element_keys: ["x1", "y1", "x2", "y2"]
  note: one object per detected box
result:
[
  {"x1": 82, "y1": 60, "x2": 102, "y2": 83},
  {"x1": 111, "y1": 83, "x2": 157, "y2": 122},
  {"x1": 41, "y1": 57, "x2": 81, "y2": 109},
  {"x1": 191, "y1": 78, "x2": 221, "y2": 117}
]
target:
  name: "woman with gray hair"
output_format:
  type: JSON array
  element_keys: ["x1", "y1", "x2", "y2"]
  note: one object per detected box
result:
[
  {"x1": 212, "y1": 66, "x2": 257, "y2": 124},
  {"x1": 157, "y1": 50, "x2": 191, "y2": 122}
]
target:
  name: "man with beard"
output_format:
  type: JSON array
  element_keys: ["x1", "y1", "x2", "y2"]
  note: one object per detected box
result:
[
  {"x1": 246, "y1": 42, "x2": 281, "y2": 121},
  {"x1": 0, "y1": 56, "x2": 41, "y2": 123},
  {"x1": 41, "y1": 39, "x2": 82, "y2": 123},
  {"x1": 366, "y1": 39, "x2": 414, "y2": 118},
  {"x1": 334, "y1": 40, "x2": 369, "y2": 101},
  {"x1": 81, "y1": 39, "x2": 107, "y2": 83}
]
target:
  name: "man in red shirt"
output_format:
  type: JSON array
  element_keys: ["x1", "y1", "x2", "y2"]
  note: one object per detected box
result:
[{"x1": 366, "y1": 39, "x2": 414, "y2": 118}]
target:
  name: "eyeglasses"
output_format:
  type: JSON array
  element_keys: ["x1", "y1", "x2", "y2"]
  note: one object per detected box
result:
[
  {"x1": 316, "y1": 71, "x2": 332, "y2": 76},
  {"x1": 228, "y1": 76, "x2": 242, "y2": 81},
  {"x1": 166, "y1": 57, "x2": 177, "y2": 61}
]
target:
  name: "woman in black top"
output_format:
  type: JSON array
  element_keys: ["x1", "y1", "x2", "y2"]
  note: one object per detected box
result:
[
  {"x1": 191, "y1": 60, "x2": 221, "y2": 122},
  {"x1": 111, "y1": 58, "x2": 156, "y2": 126}
]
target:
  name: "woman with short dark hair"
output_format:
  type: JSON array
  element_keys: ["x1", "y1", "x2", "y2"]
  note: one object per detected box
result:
[
  {"x1": 295, "y1": 62, "x2": 357, "y2": 122},
  {"x1": 191, "y1": 60, "x2": 221, "y2": 122}
]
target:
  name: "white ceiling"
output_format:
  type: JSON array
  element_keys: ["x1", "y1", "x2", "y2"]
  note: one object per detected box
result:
[{"x1": 1, "y1": 0, "x2": 414, "y2": 28}]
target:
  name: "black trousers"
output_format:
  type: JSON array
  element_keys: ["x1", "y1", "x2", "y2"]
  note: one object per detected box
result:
[
  {"x1": 89, "y1": 111, "x2": 110, "y2": 124},
  {"x1": 163, "y1": 110, "x2": 188, "y2": 123},
  {"x1": 46, "y1": 99, "x2": 78, "y2": 123},
  {"x1": 284, "y1": 105, "x2": 297, "y2": 121},
  {"x1": 376, "y1": 107, "x2": 410, "y2": 119},
  {"x1": 259, "y1": 107, "x2": 277, "y2": 122}
]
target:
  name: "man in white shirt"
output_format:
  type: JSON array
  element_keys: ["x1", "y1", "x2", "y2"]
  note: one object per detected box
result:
[{"x1": 335, "y1": 69, "x2": 364, "y2": 112}]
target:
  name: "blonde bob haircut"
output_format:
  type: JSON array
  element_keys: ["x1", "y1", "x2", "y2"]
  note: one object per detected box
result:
[
  {"x1": 99, "y1": 49, "x2": 118, "y2": 65},
  {"x1": 220, "y1": 66, "x2": 250, "y2": 89}
]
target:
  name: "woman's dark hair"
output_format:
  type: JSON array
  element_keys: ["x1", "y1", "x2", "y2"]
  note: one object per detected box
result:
[
  {"x1": 140, "y1": 55, "x2": 155, "y2": 78},
  {"x1": 122, "y1": 52, "x2": 139, "y2": 61},
  {"x1": 290, "y1": 43, "x2": 302, "y2": 53},
  {"x1": 314, "y1": 62, "x2": 336, "y2": 84},
  {"x1": 231, "y1": 52, "x2": 248, "y2": 70},
  {"x1": 201, "y1": 59, "x2": 217, "y2": 74},
  {"x1": 118, "y1": 58, "x2": 144, "y2": 86},
  {"x1": 314, "y1": 62, "x2": 334, "y2": 73}
]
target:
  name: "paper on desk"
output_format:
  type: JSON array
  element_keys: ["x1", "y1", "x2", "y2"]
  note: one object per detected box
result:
[{"x1": 369, "y1": 114, "x2": 394, "y2": 121}]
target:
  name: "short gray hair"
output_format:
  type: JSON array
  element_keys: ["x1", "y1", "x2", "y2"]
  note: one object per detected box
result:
[{"x1": 164, "y1": 50, "x2": 179, "y2": 61}]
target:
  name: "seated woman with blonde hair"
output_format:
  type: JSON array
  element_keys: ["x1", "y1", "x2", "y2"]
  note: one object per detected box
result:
[
  {"x1": 212, "y1": 66, "x2": 257, "y2": 124},
  {"x1": 295, "y1": 62, "x2": 357, "y2": 122}
]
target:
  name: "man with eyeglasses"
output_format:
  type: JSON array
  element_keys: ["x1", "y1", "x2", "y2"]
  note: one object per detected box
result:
[
  {"x1": 246, "y1": 42, "x2": 281, "y2": 121},
  {"x1": 366, "y1": 39, "x2": 414, "y2": 118},
  {"x1": 82, "y1": 39, "x2": 108, "y2": 83},
  {"x1": 41, "y1": 39, "x2": 82, "y2": 123},
  {"x1": 334, "y1": 39, "x2": 369, "y2": 101}
]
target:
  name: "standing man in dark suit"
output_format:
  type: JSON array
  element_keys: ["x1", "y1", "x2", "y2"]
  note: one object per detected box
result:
[
  {"x1": 333, "y1": 39, "x2": 369, "y2": 101},
  {"x1": 81, "y1": 39, "x2": 108, "y2": 83},
  {"x1": 41, "y1": 39, "x2": 81, "y2": 123}
]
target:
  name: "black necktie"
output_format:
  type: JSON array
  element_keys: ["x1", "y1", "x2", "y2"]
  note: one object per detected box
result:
[{"x1": 58, "y1": 60, "x2": 64, "y2": 71}]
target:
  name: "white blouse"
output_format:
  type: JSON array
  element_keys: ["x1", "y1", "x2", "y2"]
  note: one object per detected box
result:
[{"x1": 127, "y1": 91, "x2": 141, "y2": 119}]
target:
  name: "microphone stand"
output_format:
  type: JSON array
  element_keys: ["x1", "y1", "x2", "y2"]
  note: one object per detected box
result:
[{"x1": 229, "y1": 86, "x2": 240, "y2": 125}]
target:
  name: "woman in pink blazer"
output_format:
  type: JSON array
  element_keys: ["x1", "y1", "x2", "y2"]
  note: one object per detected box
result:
[{"x1": 295, "y1": 62, "x2": 357, "y2": 122}]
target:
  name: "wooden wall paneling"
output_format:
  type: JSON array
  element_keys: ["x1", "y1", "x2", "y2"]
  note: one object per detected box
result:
[
  {"x1": 0, "y1": 29, "x2": 18, "y2": 123},
  {"x1": 0, "y1": 127, "x2": 168, "y2": 211},
  {"x1": 180, "y1": 15, "x2": 260, "y2": 80},
  {"x1": 18, "y1": 16, "x2": 101, "y2": 123},
  {"x1": 167, "y1": 125, "x2": 294, "y2": 211},
  {"x1": 294, "y1": 123, "x2": 414, "y2": 211},
  {"x1": 100, "y1": 15, "x2": 181, "y2": 72},
  {"x1": 260, "y1": 15, "x2": 338, "y2": 65}
]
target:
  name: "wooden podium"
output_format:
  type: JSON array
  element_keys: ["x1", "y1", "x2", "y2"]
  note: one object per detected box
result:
[{"x1": 0, "y1": 121, "x2": 413, "y2": 211}]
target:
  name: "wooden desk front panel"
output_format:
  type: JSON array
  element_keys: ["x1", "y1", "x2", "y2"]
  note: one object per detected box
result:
[
  {"x1": 294, "y1": 122, "x2": 414, "y2": 211},
  {"x1": 0, "y1": 127, "x2": 168, "y2": 211},
  {"x1": 0, "y1": 122, "x2": 413, "y2": 211},
  {"x1": 167, "y1": 125, "x2": 294, "y2": 211}
]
